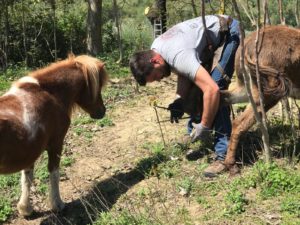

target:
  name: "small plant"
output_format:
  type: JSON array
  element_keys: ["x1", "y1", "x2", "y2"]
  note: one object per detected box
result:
[
  {"x1": 224, "y1": 188, "x2": 248, "y2": 215},
  {"x1": 137, "y1": 187, "x2": 150, "y2": 198},
  {"x1": 158, "y1": 160, "x2": 180, "y2": 178},
  {"x1": 96, "y1": 117, "x2": 114, "y2": 127},
  {"x1": 142, "y1": 142, "x2": 164, "y2": 155},
  {"x1": 61, "y1": 156, "x2": 75, "y2": 167},
  {"x1": 0, "y1": 174, "x2": 19, "y2": 223},
  {"x1": 280, "y1": 195, "x2": 300, "y2": 217},
  {"x1": 0, "y1": 198, "x2": 12, "y2": 223},
  {"x1": 196, "y1": 196, "x2": 211, "y2": 209},
  {"x1": 177, "y1": 177, "x2": 193, "y2": 196},
  {"x1": 0, "y1": 76, "x2": 11, "y2": 93},
  {"x1": 95, "y1": 210, "x2": 157, "y2": 225}
]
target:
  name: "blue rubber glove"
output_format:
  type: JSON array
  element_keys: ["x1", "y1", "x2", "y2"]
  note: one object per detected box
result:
[{"x1": 190, "y1": 123, "x2": 210, "y2": 143}]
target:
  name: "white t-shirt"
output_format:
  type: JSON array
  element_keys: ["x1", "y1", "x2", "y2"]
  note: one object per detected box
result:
[{"x1": 151, "y1": 15, "x2": 226, "y2": 80}]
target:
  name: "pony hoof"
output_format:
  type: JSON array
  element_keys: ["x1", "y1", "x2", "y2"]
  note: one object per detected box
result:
[
  {"x1": 17, "y1": 203, "x2": 33, "y2": 217},
  {"x1": 229, "y1": 164, "x2": 240, "y2": 176},
  {"x1": 51, "y1": 201, "x2": 65, "y2": 212}
]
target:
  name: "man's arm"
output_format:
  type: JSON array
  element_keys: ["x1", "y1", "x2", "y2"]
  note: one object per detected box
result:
[{"x1": 194, "y1": 65, "x2": 220, "y2": 128}]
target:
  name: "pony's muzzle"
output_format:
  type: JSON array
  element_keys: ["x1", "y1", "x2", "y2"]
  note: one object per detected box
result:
[{"x1": 90, "y1": 107, "x2": 106, "y2": 119}]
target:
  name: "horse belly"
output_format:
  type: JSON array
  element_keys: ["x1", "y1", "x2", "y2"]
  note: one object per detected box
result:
[{"x1": 0, "y1": 118, "x2": 46, "y2": 174}]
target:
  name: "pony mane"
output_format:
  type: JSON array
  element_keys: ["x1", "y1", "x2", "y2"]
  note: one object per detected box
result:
[
  {"x1": 72, "y1": 54, "x2": 108, "y2": 102},
  {"x1": 29, "y1": 54, "x2": 108, "y2": 102}
]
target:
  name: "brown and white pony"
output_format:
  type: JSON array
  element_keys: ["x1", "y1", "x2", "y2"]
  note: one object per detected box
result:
[
  {"x1": 0, "y1": 55, "x2": 108, "y2": 216},
  {"x1": 184, "y1": 25, "x2": 300, "y2": 174}
]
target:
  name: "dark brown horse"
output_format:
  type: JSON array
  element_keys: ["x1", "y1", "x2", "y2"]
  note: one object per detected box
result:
[
  {"x1": 0, "y1": 55, "x2": 108, "y2": 216},
  {"x1": 184, "y1": 25, "x2": 300, "y2": 173},
  {"x1": 224, "y1": 25, "x2": 300, "y2": 173}
]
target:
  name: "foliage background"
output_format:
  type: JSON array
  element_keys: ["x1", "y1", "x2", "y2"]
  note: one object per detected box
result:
[{"x1": 0, "y1": 0, "x2": 298, "y2": 69}]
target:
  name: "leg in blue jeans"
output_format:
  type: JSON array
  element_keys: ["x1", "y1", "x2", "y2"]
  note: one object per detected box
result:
[
  {"x1": 211, "y1": 19, "x2": 240, "y2": 160},
  {"x1": 186, "y1": 19, "x2": 240, "y2": 160}
]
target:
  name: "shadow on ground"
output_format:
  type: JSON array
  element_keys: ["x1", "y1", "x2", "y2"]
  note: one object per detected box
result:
[{"x1": 37, "y1": 154, "x2": 167, "y2": 225}]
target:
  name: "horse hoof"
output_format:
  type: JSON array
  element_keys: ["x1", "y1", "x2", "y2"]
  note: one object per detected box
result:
[
  {"x1": 229, "y1": 164, "x2": 240, "y2": 176},
  {"x1": 17, "y1": 203, "x2": 33, "y2": 217}
]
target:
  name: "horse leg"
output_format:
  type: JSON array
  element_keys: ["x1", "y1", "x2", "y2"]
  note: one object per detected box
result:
[
  {"x1": 225, "y1": 97, "x2": 279, "y2": 175},
  {"x1": 17, "y1": 166, "x2": 34, "y2": 216},
  {"x1": 47, "y1": 142, "x2": 65, "y2": 212},
  {"x1": 225, "y1": 104, "x2": 256, "y2": 174}
]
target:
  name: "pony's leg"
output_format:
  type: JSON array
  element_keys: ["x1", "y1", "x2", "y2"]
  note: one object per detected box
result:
[
  {"x1": 17, "y1": 166, "x2": 34, "y2": 216},
  {"x1": 47, "y1": 143, "x2": 65, "y2": 212},
  {"x1": 225, "y1": 104, "x2": 256, "y2": 173},
  {"x1": 225, "y1": 98, "x2": 279, "y2": 174}
]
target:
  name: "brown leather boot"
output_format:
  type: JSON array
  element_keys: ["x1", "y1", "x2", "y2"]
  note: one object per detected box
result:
[{"x1": 203, "y1": 160, "x2": 226, "y2": 178}]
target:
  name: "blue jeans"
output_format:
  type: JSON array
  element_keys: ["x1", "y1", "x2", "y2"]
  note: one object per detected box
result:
[{"x1": 188, "y1": 19, "x2": 240, "y2": 161}]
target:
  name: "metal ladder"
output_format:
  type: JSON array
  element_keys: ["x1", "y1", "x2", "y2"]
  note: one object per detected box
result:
[{"x1": 153, "y1": 18, "x2": 163, "y2": 38}]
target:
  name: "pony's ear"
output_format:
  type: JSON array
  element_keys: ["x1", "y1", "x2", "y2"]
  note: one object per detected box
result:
[
  {"x1": 98, "y1": 61, "x2": 105, "y2": 69},
  {"x1": 68, "y1": 53, "x2": 76, "y2": 60}
]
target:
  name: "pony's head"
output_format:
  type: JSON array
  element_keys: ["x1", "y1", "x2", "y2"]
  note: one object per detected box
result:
[{"x1": 73, "y1": 55, "x2": 108, "y2": 119}]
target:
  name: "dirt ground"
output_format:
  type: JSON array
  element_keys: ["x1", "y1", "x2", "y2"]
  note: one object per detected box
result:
[{"x1": 5, "y1": 75, "x2": 191, "y2": 225}]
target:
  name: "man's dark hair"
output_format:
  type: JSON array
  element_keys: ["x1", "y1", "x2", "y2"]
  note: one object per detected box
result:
[{"x1": 129, "y1": 50, "x2": 155, "y2": 86}]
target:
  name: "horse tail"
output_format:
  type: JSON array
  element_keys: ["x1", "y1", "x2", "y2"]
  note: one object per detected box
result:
[{"x1": 245, "y1": 53, "x2": 291, "y2": 99}]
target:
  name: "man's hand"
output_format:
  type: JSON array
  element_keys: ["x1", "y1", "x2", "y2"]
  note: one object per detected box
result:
[
  {"x1": 168, "y1": 98, "x2": 184, "y2": 123},
  {"x1": 190, "y1": 123, "x2": 210, "y2": 142}
]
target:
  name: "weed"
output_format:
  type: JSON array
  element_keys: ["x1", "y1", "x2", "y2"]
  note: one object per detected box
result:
[
  {"x1": 241, "y1": 161, "x2": 300, "y2": 199},
  {"x1": 0, "y1": 76, "x2": 11, "y2": 93},
  {"x1": 95, "y1": 210, "x2": 159, "y2": 225},
  {"x1": 137, "y1": 187, "x2": 150, "y2": 198},
  {"x1": 0, "y1": 174, "x2": 20, "y2": 222},
  {"x1": 0, "y1": 198, "x2": 12, "y2": 223},
  {"x1": 177, "y1": 177, "x2": 193, "y2": 196},
  {"x1": 224, "y1": 187, "x2": 248, "y2": 215},
  {"x1": 280, "y1": 195, "x2": 300, "y2": 217},
  {"x1": 96, "y1": 117, "x2": 114, "y2": 127},
  {"x1": 61, "y1": 156, "x2": 75, "y2": 167},
  {"x1": 157, "y1": 160, "x2": 180, "y2": 178},
  {"x1": 196, "y1": 196, "x2": 211, "y2": 209},
  {"x1": 175, "y1": 207, "x2": 193, "y2": 225}
]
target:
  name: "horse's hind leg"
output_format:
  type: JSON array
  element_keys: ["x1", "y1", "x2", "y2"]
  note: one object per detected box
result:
[
  {"x1": 47, "y1": 141, "x2": 65, "y2": 212},
  {"x1": 225, "y1": 104, "x2": 256, "y2": 174},
  {"x1": 225, "y1": 97, "x2": 279, "y2": 175},
  {"x1": 17, "y1": 166, "x2": 34, "y2": 216}
]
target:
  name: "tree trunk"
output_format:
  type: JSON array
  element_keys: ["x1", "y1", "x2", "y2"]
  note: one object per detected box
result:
[
  {"x1": 219, "y1": 0, "x2": 225, "y2": 14},
  {"x1": 232, "y1": 0, "x2": 271, "y2": 164},
  {"x1": 191, "y1": 0, "x2": 198, "y2": 17},
  {"x1": 2, "y1": 0, "x2": 9, "y2": 69},
  {"x1": 263, "y1": 0, "x2": 271, "y2": 25},
  {"x1": 21, "y1": 0, "x2": 28, "y2": 66},
  {"x1": 278, "y1": 0, "x2": 285, "y2": 25},
  {"x1": 296, "y1": 0, "x2": 299, "y2": 27},
  {"x1": 113, "y1": 0, "x2": 123, "y2": 64},
  {"x1": 49, "y1": 0, "x2": 57, "y2": 61},
  {"x1": 255, "y1": 0, "x2": 271, "y2": 163},
  {"x1": 87, "y1": 0, "x2": 103, "y2": 56}
]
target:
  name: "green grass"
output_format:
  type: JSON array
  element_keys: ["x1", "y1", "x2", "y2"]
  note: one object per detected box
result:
[
  {"x1": 0, "y1": 150, "x2": 75, "y2": 222},
  {"x1": 93, "y1": 135, "x2": 300, "y2": 225},
  {"x1": 95, "y1": 210, "x2": 159, "y2": 225},
  {"x1": 0, "y1": 174, "x2": 20, "y2": 223}
]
